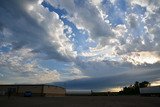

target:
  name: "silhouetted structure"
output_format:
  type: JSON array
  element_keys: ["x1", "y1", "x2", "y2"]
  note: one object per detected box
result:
[
  {"x1": 140, "y1": 86, "x2": 160, "y2": 96},
  {"x1": 0, "y1": 84, "x2": 66, "y2": 97},
  {"x1": 119, "y1": 81, "x2": 151, "y2": 95}
]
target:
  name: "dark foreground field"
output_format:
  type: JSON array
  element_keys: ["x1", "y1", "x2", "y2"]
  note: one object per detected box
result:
[{"x1": 0, "y1": 96, "x2": 160, "y2": 107}]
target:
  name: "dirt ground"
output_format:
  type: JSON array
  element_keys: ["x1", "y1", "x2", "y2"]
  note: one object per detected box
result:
[{"x1": 0, "y1": 96, "x2": 160, "y2": 107}]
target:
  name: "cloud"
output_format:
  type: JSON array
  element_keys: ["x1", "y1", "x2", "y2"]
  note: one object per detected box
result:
[
  {"x1": 47, "y1": 0, "x2": 113, "y2": 39},
  {"x1": 130, "y1": 0, "x2": 160, "y2": 13},
  {"x1": 1, "y1": 0, "x2": 160, "y2": 90},
  {"x1": 0, "y1": 0, "x2": 76, "y2": 62},
  {"x1": 75, "y1": 59, "x2": 131, "y2": 78},
  {"x1": 46, "y1": 0, "x2": 160, "y2": 64},
  {"x1": 0, "y1": 0, "x2": 79, "y2": 84},
  {"x1": 52, "y1": 63, "x2": 160, "y2": 91},
  {"x1": 62, "y1": 67, "x2": 89, "y2": 80},
  {"x1": 151, "y1": 80, "x2": 160, "y2": 86},
  {"x1": 94, "y1": 0, "x2": 160, "y2": 58},
  {"x1": 89, "y1": 0, "x2": 102, "y2": 6},
  {"x1": 0, "y1": 48, "x2": 60, "y2": 84},
  {"x1": 122, "y1": 51, "x2": 160, "y2": 65}
]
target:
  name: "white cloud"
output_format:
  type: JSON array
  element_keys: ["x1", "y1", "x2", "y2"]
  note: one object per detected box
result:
[
  {"x1": 0, "y1": 48, "x2": 60, "y2": 84},
  {"x1": 26, "y1": 0, "x2": 77, "y2": 60},
  {"x1": 113, "y1": 24, "x2": 128, "y2": 37},
  {"x1": 69, "y1": 67, "x2": 82, "y2": 75},
  {"x1": 151, "y1": 80, "x2": 160, "y2": 86},
  {"x1": 104, "y1": 86, "x2": 122, "y2": 92},
  {"x1": 130, "y1": 0, "x2": 159, "y2": 13},
  {"x1": 89, "y1": 0, "x2": 102, "y2": 6},
  {"x1": 80, "y1": 44, "x2": 119, "y2": 62},
  {"x1": 122, "y1": 51, "x2": 160, "y2": 65},
  {"x1": 110, "y1": 0, "x2": 116, "y2": 4},
  {"x1": 0, "y1": 0, "x2": 76, "y2": 62},
  {"x1": 47, "y1": 0, "x2": 113, "y2": 40}
]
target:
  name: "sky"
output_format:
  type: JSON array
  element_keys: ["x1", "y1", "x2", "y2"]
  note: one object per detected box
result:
[{"x1": 0, "y1": 0, "x2": 160, "y2": 91}]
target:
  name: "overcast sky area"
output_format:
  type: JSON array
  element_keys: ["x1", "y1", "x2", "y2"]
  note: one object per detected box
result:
[{"x1": 0, "y1": 0, "x2": 160, "y2": 91}]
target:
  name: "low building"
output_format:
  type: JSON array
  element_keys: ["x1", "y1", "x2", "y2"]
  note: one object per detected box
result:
[
  {"x1": 0, "y1": 84, "x2": 66, "y2": 97},
  {"x1": 140, "y1": 86, "x2": 160, "y2": 96}
]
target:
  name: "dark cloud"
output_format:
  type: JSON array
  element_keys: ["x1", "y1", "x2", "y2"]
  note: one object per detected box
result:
[
  {"x1": 75, "y1": 59, "x2": 132, "y2": 77},
  {"x1": 52, "y1": 66, "x2": 160, "y2": 91}
]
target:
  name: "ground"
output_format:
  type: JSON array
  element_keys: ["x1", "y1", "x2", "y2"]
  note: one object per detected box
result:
[{"x1": 0, "y1": 96, "x2": 160, "y2": 107}]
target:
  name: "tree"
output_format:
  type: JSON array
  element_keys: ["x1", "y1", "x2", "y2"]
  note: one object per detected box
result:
[
  {"x1": 120, "y1": 81, "x2": 150, "y2": 95},
  {"x1": 134, "y1": 81, "x2": 140, "y2": 94},
  {"x1": 139, "y1": 81, "x2": 150, "y2": 88}
]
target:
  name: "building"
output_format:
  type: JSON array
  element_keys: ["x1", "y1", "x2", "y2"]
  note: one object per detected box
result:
[
  {"x1": 140, "y1": 86, "x2": 160, "y2": 96},
  {"x1": 0, "y1": 84, "x2": 66, "y2": 97}
]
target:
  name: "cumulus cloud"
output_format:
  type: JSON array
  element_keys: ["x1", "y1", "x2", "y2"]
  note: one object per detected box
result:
[
  {"x1": 85, "y1": 0, "x2": 160, "y2": 61},
  {"x1": 47, "y1": 0, "x2": 113, "y2": 39},
  {"x1": 0, "y1": 0, "x2": 76, "y2": 62},
  {"x1": 44, "y1": 0, "x2": 160, "y2": 60},
  {"x1": 130, "y1": 0, "x2": 160, "y2": 13},
  {"x1": 0, "y1": 48, "x2": 60, "y2": 84},
  {"x1": 122, "y1": 51, "x2": 160, "y2": 65},
  {"x1": 1, "y1": 0, "x2": 160, "y2": 90},
  {"x1": 0, "y1": 0, "x2": 77, "y2": 84}
]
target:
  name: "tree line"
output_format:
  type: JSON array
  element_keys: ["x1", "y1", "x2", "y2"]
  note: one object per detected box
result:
[{"x1": 119, "y1": 81, "x2": 150, "y2": 95}]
